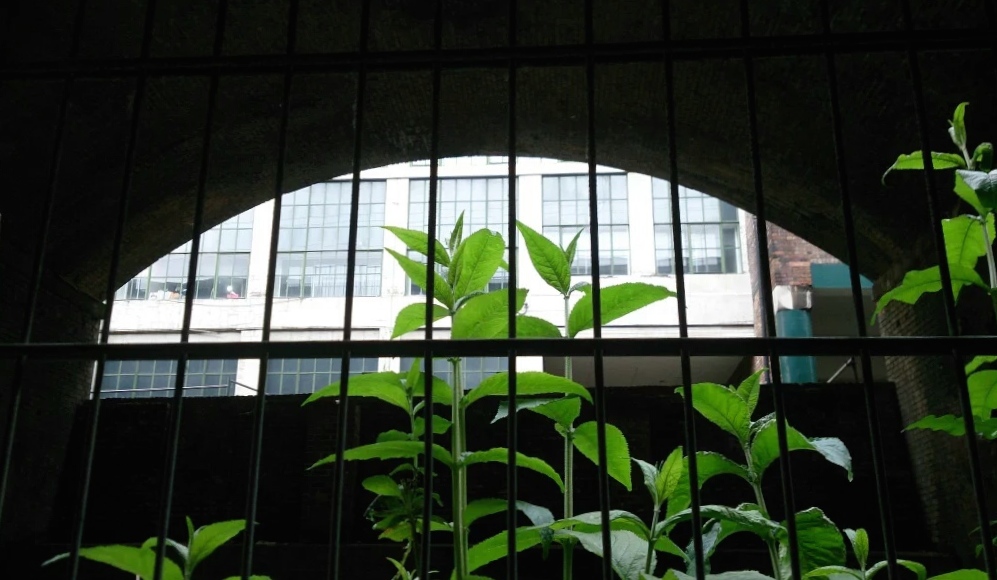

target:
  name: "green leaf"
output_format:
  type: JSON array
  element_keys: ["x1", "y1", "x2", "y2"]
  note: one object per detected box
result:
[
  {"x1": 383, "y1": 226, "x2": 450, "y2": 267},
  {"x1": 634, "y1": 458, "x2": 662, "y2": 505},
  {"x1": 735, "y1": 369, "x2": 765, "y2": 417},
  {"x1": 463, "y1": 448, "x2": 565, "y2": 490},
  {"x1": 659, "y1": 505, "x2": 783, "y2": 542},
  {"x1": 777, "y1": 508, "x2": 846, "y2": 577},
  {"x1": 944, "y1": 215, "x2": 989, "y2": 269},
  {"x1": 413, "y1": 415, "x2": 452, "y2": 437},
  {"x1": 552, "y1": 509, "x2": 651, "y2": 540},
  {"x1": 954, "y1": 173, "x2": 987, "y2": 215},
  {"x1": 870, "y1": 264, "x2": 989, "y2": 324},
  {"x1": 949, "y1": 102, "x2": 969, "y2": 150},
  {"x1": 905, "y1": 414, "x2": 997, "y2": 439},
  {"x1": 967, "y1": 355, "x2": 997, "y2": 374},
  {"x1": 221, "y1": 576, "x2": 272, "y2": 580},
  {"x1": 657, "y1": 447, "x2": 684, "y2": 504},
  {"x1": 302, "y1": 372, "x2": 409, "y2": 411},
  {"x1": 463, "y1": 371, "x2": 592, "y2": 408},
  {"x1": 667, "y1": 572, "x2": 774, "y2": 580},
  {"x1": 391, "y1": 302, "x2": 450, "y2": 339},
  {"x1": 450, "y1": 229, "x2": 506, "y2": 300},
  {"x1": 804, "y1": 565, "x2": 863, "y2": 579},
  {"x1": 467, "y1": 526, "x2": 546, "y2": 573},
  {"x1": 309, "y1": 441, "x2": 453, "y2": 470},
  {"x1": 410, "y1": 370, "x2": 454, "y2": 406},
  {"x1": 969, "y1": 370, "x2": 997, "y2": 418},
  {"x1": 386, "y1": 248, "x2": 454, "y2": 309},
  {"x1": 464, "y1": 498, "x2": 555, "y2": 527},
  {"x1": 188, "y1": 519, "x2": 246, "y2": 571},
  {"x1": 873, "y1": 560, "x2": 926, "y2": 580},
  {"x1": 573, "y1": 421, "x2": 632, "y2": 491},
  {"x1": 451, "y1": 288, "x2": 527, "y2": 339},
  {"x1": 515, "y1": 315, "x2": 563, "y2": 338},
  {"x1": 680, "y1": 382, "x2": 751, "y2": 443},
  {"x1": 692, "y1": 504, "x2": 772, "y2": 567},
  {"x1": 844, "y1": 528, "x2": 868, "y2": 570},
  {"x1": 362, "y1": 475, "x2": 402, "y2": 498},
  {"x1": 565, "y1": 229, "x2": 584, "y2": 269},
  {"x1": 751, "y1": 420, "x2": 852, "y2": 481},
  {"x1": 493, "y1": 397, "x2": 581, "y2": 429},
  {"x1": 882, "y1": 151, "x2": 966, "y2": 183},
  {"x1": 518, "y1": 221, "x2": 572, "y2": 295},
  {"x1": 59, "y1": 546, "x2": 185, "y2": 580},
  {"x1": 666, "y1": 452, "x2": 752, "y2": 518},
  {"x1": 957, "y1": 169, "x2": 997, "y2": 211},
  {"x1": 448, "y1": 211, "x2": 465, "y2": 253},
  {"x1": 405, "y1": 358, "x2": 422, "y2": 393},
  {"x1": 568, "y1": 282, "x2": 676, "y2": 337},
  {"x1": 973, "y1": 142, "x2": 994, "y2": 172},
  {"x1": 557, "y1": 529, "x2": 651, "y2": 580},
  {"x1": 927, "y1": 571, "x2": 988, "y2": 580}
]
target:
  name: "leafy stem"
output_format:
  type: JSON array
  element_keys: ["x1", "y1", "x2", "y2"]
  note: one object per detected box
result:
[
  {"x1": 562, "y1": 292, "x2": 575, "y2": 580},
  {"x1": 742, "y1": 442, "x2": 782, "y2": 580},
  {"x1": 450, "y1": 357, "x2": 469, "y2": 579}
]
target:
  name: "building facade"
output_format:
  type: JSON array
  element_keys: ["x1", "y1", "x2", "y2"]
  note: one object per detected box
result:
[{"x1": 104, "y1": 157, "x2": 764, "y2": 398}]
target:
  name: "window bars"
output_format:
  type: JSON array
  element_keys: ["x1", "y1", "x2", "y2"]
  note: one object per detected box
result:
[{"x1": 0, "y1": 0, "x2": 995, "y2": 579}]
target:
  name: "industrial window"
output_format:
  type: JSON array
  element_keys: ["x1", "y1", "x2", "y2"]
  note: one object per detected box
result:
[
  {"x1": 542, "y1": 174, "x2": 629, "y2": 276},
  {"x1": 265, "y1": 357, "x2": 380, "y2": 395},
  {"x1": 400, "y1": 357, "x2": 508, "y2": 390},
  {"x1": 98, "y1": 359, "x2": 238, "y2": 399},
  {"x1": 407, "y1": 177, "x2": 510, "y2": 295},
  {"x1": 114, "y1": 213, "x2": 253, "y2": 300},
  {"x1": 275, "y1": 181, "x2": 386, "y2": 298},
  {"x1": 652, "y1": 179, "x2": 742, "y2": 275}
]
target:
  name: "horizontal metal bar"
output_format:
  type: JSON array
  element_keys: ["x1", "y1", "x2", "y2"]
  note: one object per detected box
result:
[
  {"x1": 1, "y1": 28, "x2": 991, "y2": 80},
  {"x1": 1, "y1": 336, "x2": 993, "y2": 360}
]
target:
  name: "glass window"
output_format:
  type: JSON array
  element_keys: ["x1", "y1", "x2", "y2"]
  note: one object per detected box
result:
[
  {"x1": 399, "y1": 357, "x2": 508, "y2": 390},
  {"x1": 98, "y1": 359, "x2": 237, "y2": 398},
  {"x1": 275, "y1": 181, "x2": 386, "y2": 298},
  {"x1": 265, "y1": 357, "x2": 380, "y2": 395},
  {"x1": 407, "y1": 178, "x2": 512, "y2": 295},
  {"x1": 651, "y1": 180, "x2": 743, "y2": 274},
  {"x1": 541, "y1": 174, "x2": 629, "y2": 276}
]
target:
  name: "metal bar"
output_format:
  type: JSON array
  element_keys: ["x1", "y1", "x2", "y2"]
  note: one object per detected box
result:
[
  {"x1": 0, "y1": 0, "x2": 90, "y2": 533},
  {"x1": 824, "y1": 358, "x2": 855, "y2": 385},
  {"x1": 661, "y1": 1, "x2": 706, "y2": 577},
  {"x1": 1, "y1": 30, "x2": 994, "y2": 80},
  {"x1": 3, "y1": 335, "x2": 997, "y2": 360},
  {"x1": 419, "y1": 2, "x2": 445, "y2": 577},
  {"x1": 328, "y1": 1, "x2": 371, "y2": 577},
  {"x1": 150, "y1": 2, "x2": 229, "y2": 578},
  {"x1": 898, "y1": 1, "x2": 996, "y2": 575},
  {"x1": 241, "y1": 1, "x2": 300, "y2": 576},
  {"x1": 505, "y1": 1, "x2": 520, "y2": 578},
  {"x1": 583, "y1": 1, "x2": 614, "y2": 577},
  {"x1": 737, "y1": 2, "x2": 801, "y2": 578}
]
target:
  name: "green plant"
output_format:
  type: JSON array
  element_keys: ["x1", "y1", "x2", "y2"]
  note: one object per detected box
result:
[
  {"x1": 43, "y1": 518, "x2": 268, "y2": 580},
  {"x1": 804, "y1": 527, "x2": 925, "y2": 579}
]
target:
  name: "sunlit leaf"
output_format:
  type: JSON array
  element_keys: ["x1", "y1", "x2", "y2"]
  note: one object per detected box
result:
[
  {"x1": 777, "y1": 508, "x2": 846, "y2": 577},
  {"x1": 568, "y1": 282, "x2": 675, "y2": 337},
  {"x1": 557, "y1": 529, "x2": 652, "y2": 580},
  {"x1": 386, "y1": 248, "x2": 454, "y2": 309},
  {"x1": 47, "y1": 546, "x2": 184, "y2": 580},
  {"x1": 302, "y1": 372, "x2": 409, "y2": 412},
  {"x1": 518, "y1": 220, "x2": 572, "y2": 295},
  {"x1": 309, "y1": 441, "x2": 453, "y2": 470},
  {"x1": 969, "y1": 370, "x2": 997, "y2": 418},
  {"x1": 410, "y1": 370, "x2": 453, "y2": 406},
  {"x1": 679, "y1": 382, "x2": 751, "y2": 443},
  {"x1": 973, "y1": 142, "x2": 994, "y2": 172},
  {"x1": 565, "y1": 230, "x2": 584, "y2": 270},
  {"x1": 735, "y1": 369, "x2": 765, "y2": 417},
  {"x1": 949, "y1": 102, "x2": 969, "y2": 150},
  {"x1": 966, "y1": 355, "x2": 997, "y2": 375},
  {"x1": 515, "y1": 315, "x2": 563, "y2": 338},
  {"x1": 906, "y1": 414, "x2": 997, "y2": 439},
  {"x1": 467, "y1": 526, "x2": 546, "y2": 573},
  {"x1": 573, "y1": 421, "x2": 632, "y2": 491},
  {"x1": 413, "y1": 415, "x2": 452, "y2": 437},
  {"x1": 844, "y1": 528, "x2": 869, "y2": 570},
  {"x1": 656, "y1": 446, "x2": 685, "y2": 504},
  {"x1": 493, "y1": 397, "x2": 581, "y2": 429},
  {"x1": 391, "y1": 302, "x2": 450, "y2": 338},
  {"x1": 870, "y1": 265, "x2": 988, "y2": 324},
  {"x1": 464, "y1": 498, "x2": 555, "y2": 527},
  {"x1": 189, "y1": 520, "x2": 247, "y2": 570},
  {"x1": 462, "y1": 448, "x2": 564, "y2": 490},
  {"x1": 463, "y1": 371, "x2": 592, "y2": 408},
  {"x1": 751, "y1": 420, "x2": 852, "y2": 481},
  {"x1": 954, "y1": 173, "x2": 987, "y2": 215},
  {"x1": 866, "y1": 559, "x2": 927, "y2": 580},
  {"x1": 943, "y1": 215, "x2": 989, "y2": 270},
  {"x1": 667, "y1": 452, "x2": 751, "y2": 518},
  {"x1": 927, "y1": 571, "x2": 988, "y2": 580},
  {"x1": 804, "y1": 565, "x2": 863, "y2": 579},
  {"x1": 451, "y1": 229, "x2": 506, "y2": 300},
  {"x1": 882, "y1": 151, "x2": 965, "y2": 183},
  {"x1": 451, "y1": 289, "x2": 527, "y2": 339},
  {"x1": 362, "y1": 475, "x2": 402, "y2": 498},
  {"x1": 957, "y1": 169, "x2": 997, "y2": 211},
  {"x1": 658, "y1": 505, "x2": 782, "y2": 540},
  {"x1": 383, "y1": 226, "x2": 450, "y2": 267}
]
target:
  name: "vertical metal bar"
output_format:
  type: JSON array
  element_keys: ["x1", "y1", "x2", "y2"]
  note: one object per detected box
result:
[
  {"x1": 505, "y1": 1, "x2": 520, "y2": 577},
  {"x1": 660, "y1": 2, "x2": 705, "y2": 577},
  {"x1": 816, "y1": 2, "x2": 900, "y2": 576},
  {"x1": 736, "y1": 2, "x2": 801, "y2": 578},
  {"x1": 897, "y1": 1, "x2": 996, "y2": 575},
  {"x1": 66, "y1": 1, "x2": 159, "y2": 577},
  {"x1": 583, "y1": 1, "x2": 614, "y2": 577},
  {"x1": 241, "y1": 1, "x2": 300, "y2": 577},
  {"x1": 0, "y1": 0, "x2": 89, "y2": 532},
  {"x1": 149, "y1": 2, "x2": 228, "y2": 578},
  {"x1": 419, "y1": 1, "x2": 445, "y2": 577},
  {"x1": 328, "y1": 1, "x2": 371, "y2": 577}
]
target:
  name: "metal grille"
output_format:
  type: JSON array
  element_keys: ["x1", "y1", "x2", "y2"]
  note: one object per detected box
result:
[{"x1": 1, "y1": 1, "x2": 996, "y2": 579}]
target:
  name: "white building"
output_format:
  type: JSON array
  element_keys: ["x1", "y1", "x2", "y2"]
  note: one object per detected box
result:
[{"x1": 103, "y1": 157, "x2": 756, "y2": 398}]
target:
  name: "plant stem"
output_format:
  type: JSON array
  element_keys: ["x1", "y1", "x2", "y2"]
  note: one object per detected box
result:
[
  {"x1": 644, "y1": 506, "x2": 660, "y2": 575},
  {"x1": 981, "y1": 213, "x2": 997, "y2": 321},
  {"x1": 743, "y1": 445, "x2": 782, "y2": 580},
  {"x1": 450, "y1": 358, "x2": 469, "y2": 579},
  {"x1": 562, "y1": 294, "x2": 575, "y2": 580}
]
